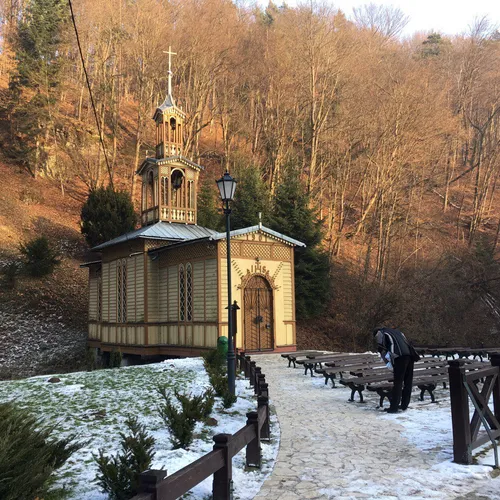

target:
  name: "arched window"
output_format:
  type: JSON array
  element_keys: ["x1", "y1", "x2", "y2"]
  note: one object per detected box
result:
[
  {"x1": 188, "y1": 180, "x2": 195, "y2": 209},
  {"x1": 186, "y1": 264, "x2": 193, "y2": 321},
  {"x1": 170, "y1": 117, "x2": 177, "y2": 131},
  {"x1": 147, "y1": 171, "x2": 155, "y2": 208},
  {"x1": 117, "y1": 259, "x2": 127, "y2": 323},
  {"x1": 179, "y1": 265, "x2": 185, "y2": 321},
  {"x1": 171, "y1": 169, "x2": 184, "y2": 207}
]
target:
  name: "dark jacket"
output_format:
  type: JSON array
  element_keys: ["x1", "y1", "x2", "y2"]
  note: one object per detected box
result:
[{"x1": 373, "y1": 327, "x2": 420, "y2": 363}]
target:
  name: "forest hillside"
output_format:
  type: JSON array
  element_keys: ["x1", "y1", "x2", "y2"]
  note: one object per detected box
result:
[{"x1": 1, "y1": 0, "x2": 500, "y2": 377}]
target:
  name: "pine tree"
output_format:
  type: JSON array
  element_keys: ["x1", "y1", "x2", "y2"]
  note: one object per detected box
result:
[
  {"x1": 230, "y1": 165, "x2": 271, "y2": 230},
  {"x1": 268, "y1": 165, "x2": 330, "y2": 319},
  {"x1": 81, "y1": 186, "x2": 137, "y2": 248},
  {"x1": 197, "y1": 174, "x2": 223, "y2": 230},
  {"x1": 9, "y1": 0, "x2": 68, "y2": 176}
]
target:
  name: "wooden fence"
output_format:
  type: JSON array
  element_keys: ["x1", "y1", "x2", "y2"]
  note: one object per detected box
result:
[
  {"x1": 448, "y1": 353, "x2": 500, "y2": 466},
  {"x1": 130, "y1": 353, "x2": 270, "y2": 500}
]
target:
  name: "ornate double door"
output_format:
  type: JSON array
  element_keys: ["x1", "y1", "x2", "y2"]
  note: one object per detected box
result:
[{"x1": 244, "y1": 275, "x2": 274, "y2": 351}]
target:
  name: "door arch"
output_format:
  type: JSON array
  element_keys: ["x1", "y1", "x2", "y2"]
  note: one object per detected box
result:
[{"x1": 243, "y1": 275, "x2": 274, "y2": 351}]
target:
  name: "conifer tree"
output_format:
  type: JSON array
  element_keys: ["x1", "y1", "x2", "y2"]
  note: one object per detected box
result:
[
  {"x1": 230, "y1": 165, "x2": 271, "y2": 230},
  {"x1": 81, "y1": 186, "x2": 137, "y2": 248},
  {"x1": 269, "y1": 165, "x2": 330, "y2": 319},
  {"x1": 9, "y1": 0, "x2": 68, "y2": 176},
  {"x1": 197, "y1": 174, "x2": 223, "y2": 230}
]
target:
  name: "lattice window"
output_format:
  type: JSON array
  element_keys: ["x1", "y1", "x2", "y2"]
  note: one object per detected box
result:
[
  {"x1": 186, "y1": 263, "x2": 193, "y2": 321},
  {"x1": 179, "y1": 265, "x2": 185, "y2": 321},
  {"x1": 117, "y1": 259, "x2": 127, "y2": 323},
  {"x1": 97, "y1": 271, "x2": 102, "y2": 321}
]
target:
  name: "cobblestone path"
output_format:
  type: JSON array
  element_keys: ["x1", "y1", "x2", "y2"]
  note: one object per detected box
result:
[{"x1": 254, "y1": 354, "x2": 500, "y2": 500}]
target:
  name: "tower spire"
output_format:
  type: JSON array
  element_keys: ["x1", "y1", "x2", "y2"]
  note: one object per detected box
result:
[{"x1": 163, "y1": 46, "x2": 177, "y2": 98}]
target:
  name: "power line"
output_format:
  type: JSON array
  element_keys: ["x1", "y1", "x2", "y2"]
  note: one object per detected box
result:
[{"x1": 67, "y1": 0, "x2": 114, "y2": 191}]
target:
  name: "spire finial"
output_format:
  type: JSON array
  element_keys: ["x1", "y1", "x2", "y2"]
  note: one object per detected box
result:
[{"x1": 163, "y1": 46, "x2": 177, "y2": 97}]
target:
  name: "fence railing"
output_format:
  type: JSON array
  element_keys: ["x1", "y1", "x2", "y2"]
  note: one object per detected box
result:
[
  {"x1": 448, "y1": 353, "x2": 500, "y2": 466},
  {"x1": 130, "y1": 352, "x2": 270, "y2": 500}
]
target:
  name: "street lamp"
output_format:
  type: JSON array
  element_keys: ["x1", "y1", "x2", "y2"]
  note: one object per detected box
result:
[{"x1": 216, "y1": 171, "x2": 237, "y2": 396}]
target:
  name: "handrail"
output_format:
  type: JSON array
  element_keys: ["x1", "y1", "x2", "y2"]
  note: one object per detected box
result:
[
  {"x1": 130, "y1": 352, "x2": 270, "y2": 500},
  {"x1": 448, "y1": 353, "x2": 500, "y2": 466}
]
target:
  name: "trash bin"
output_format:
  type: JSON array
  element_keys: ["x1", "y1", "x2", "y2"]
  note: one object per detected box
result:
[{"x1": 217, "y1": 336, "x2": 228, "y2": 356}]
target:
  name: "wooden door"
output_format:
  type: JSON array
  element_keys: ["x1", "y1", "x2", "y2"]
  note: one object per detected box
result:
[{"x1": 244, "y1": 275, "x2": 274, "y2": 351}]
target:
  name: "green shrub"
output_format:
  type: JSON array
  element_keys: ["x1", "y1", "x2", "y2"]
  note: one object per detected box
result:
[
  {"x1": 19, "y1": 236, "x2": 61, "y2": 277},
  {"x1": 158, "y1": 388, "x2": 214, "y2": 449},
  {"x1": 203, "y1": 349, "x2": 237, "y2": 407},
  {"x1": 222, "y1": 391, "x2": 237, "y2": 409},
  {"x1": 94, "y1": 416, "x2": 155, "y2": 500},
  {"x1": 2, "y1": 262, "x2": 19, "y2": 289},
  {"x1": 81, "y1": 186, "x2": 137, "y2": 248},
  {"x1": 109, "y1": 350, "x2": 122, "y2": 368},
  {"x1": 0, "y1": 402, "x2": 81, "y2": 500}
]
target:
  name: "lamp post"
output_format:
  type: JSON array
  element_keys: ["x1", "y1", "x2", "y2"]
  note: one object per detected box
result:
[{"x1": 216, "y1": 171, "x2": 237, "y2": 396}]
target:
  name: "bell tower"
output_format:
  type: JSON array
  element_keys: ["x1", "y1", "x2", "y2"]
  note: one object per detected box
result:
[{"x1": 138, "y1": 47, "x2": 202, "y2": 227}]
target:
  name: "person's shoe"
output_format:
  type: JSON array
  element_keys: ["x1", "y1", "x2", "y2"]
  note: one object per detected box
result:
[{"x1": 384, "y1": 408, "x2": 399, "y2": 413}]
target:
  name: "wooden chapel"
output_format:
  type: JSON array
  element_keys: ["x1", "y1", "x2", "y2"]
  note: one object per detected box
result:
[{"x1": 82, "y1": 49, "x2": 304, "y2": 357}]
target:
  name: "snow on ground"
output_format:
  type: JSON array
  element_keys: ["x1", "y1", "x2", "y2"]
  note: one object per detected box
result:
[{"x1": 0, "y1": 358, "x2": 279, "y2": 499}]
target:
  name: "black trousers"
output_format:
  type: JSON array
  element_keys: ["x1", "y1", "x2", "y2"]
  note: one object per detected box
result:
[{"x1": 390, "y1": 355, "x2": 414, "y2": 411}]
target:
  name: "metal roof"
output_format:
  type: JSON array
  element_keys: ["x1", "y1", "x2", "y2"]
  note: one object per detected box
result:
[
  {"x1": 79, "y1": 260, "x2": 102, "y2": 268},
  {"x1": 92, "y1": 222, "x2": 218, "y2": 251},
  {"x1": 153, "y1": 94, "x2": 186, "y2": 121},
  {"x1": 137, "y1": 155, "x2": 203, "y2": 175},
  {"x1": 209, "y1": 225, "x2": 306, "y2": 247}
]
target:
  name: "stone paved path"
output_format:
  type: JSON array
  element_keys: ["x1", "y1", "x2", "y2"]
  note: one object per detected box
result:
[{"x1": 253, "y1": 354, "x2": 500, "y2": 500}]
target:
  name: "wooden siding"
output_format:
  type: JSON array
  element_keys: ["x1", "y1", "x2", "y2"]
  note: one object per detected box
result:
[
  {"x1": 282, "y1": 262, "x2": 293, "y2": 321},
  {"x1": 159, "y1": 265, "x2": 169, "y2": 321},
  {"x1": 135, "y1": 256, "x2": 145, "y2": 321},
  {"x1": 205, "y1": 259, "x2": 217, "y2": 321},
  {"x1": 147, "y1": 258, "x2": 159, "y2": 322},
  {"x1": 88, "y1": 268, "x2": 99, "y2": 321},
  {"x1": 193, "y1": 261, "x2": 205, "y2": 321},
  {"x1": 102, "y1": 263, "x2": 109, "y2": 322}
]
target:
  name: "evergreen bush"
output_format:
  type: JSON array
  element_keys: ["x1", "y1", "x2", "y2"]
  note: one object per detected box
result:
[
  {"x1": 19, "y1": 236, "x2": 61, "y2": 277},
  {"x1": 109, "y1": 350, "x2": 122, "y2": 368},
  {"x1": 202, "y1": 349, "x2": 237, "y2": 408},
  {"x1": 94, "y1": 416, "x2": 156, "y2": 500},
  {"x1": 157, "y1": 388, "x2": 214, "y2": 449},
  {"x1": 2, "y1": 261, "x2": 19, "y2": 289},
  {"x1": 81, "y1": 186, "x2": 137, "y2": 248},
  {"x1": 0, "y1": 402, "x2": 81, "y2": 500}
]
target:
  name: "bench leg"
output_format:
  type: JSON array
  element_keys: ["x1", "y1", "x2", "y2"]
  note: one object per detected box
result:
[
  {"x1": 303, "y1": 365, "x2": 309, "y2": 376},
  {"x1": 288, "y1": 358, "x2": 292, "y2": 368},
  {"x1": 349, "y1": 387, "x2": 357, "y2": 402},
  {"x1": 377, "y1": 389, "x2": 392, "y2": 408},
  {"x1": 357, "y1": 387, "x2": 364, "y2": 403},
  {"x1": 292, "y1": 360, "x2": 296, "y2": 368},
  {"x1": 419, "y1": 387, "x2": 425, "y2": 401}
]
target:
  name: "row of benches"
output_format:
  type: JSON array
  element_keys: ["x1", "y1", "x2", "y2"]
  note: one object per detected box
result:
[{"x1": 280, "y1": 349, "x2": 489, "y2": 407}]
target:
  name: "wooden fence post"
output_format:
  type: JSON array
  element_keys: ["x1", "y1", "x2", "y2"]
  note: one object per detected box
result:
[
  {"x1": 448, "y1": 359, "x2": 472, "y2": 464},
  {"x1": 253, "y1": 367, "x2": 261, "y2": 389},
  {"x1": 490, "y1": 353, "x2": 500, "y2": 424},
  {"x1": 246, "y1": 411, "x2": 261, "y2": 468},
  {"x1": 255, "y1": 373, "x2": 265, "y2": 395},
  {"x1": 244, "y1": 356, "x2": 251, "y2": 378},
  {"x1": 249, "y1": 361, "x2": 256, "y2": 387},
  {"x1": 133, "y1": 469, "x2": 168, "y2": 500},
  {"x1": 259, "y1": 382, "x2": 269, "y2": 399},
  {"x1": 212, "y1": 434, "x2": 233, "y2": 500},
  {"x1": 258, "y1": 395, "x2": 270, "y2": 441}
]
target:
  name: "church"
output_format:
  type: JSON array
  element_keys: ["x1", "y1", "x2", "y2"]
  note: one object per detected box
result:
[{"x1": 82, "y1": 50, "x2": 303, "y2": 357}]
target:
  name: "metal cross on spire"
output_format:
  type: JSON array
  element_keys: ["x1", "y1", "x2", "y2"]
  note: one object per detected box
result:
[{"x1": 163, "y1": 46, "x2": 177, "y2": 97}]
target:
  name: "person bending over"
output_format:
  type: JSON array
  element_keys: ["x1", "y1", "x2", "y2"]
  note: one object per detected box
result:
[{"x1": 373, "y1": 327, "x2": 420, "y2": 413}]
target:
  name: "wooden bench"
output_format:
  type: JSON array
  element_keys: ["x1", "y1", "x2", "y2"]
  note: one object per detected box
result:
[
  {"x1": 338, "y1": 358, "x2": 451, "y2": 403},
  {"x1": 281, "y1": 351, "x2": 329, "y2": 368},
  {"x1": 298, "y1": 353, "x2": 378, "y2": 377},
  {"x1": 341, "y1": 359, "x2": 486, "y2": 405},
  {"x1": 315, "y1": 358, "x2": 389, "y2": 389}
]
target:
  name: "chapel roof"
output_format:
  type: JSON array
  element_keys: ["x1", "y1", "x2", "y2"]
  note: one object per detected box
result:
[
  {"x1": 91, "y1": 221, "x2": 218, "y2": 251},
  {"x1": 136, "y1": 155, "x2": 203, "y2": 175},
  {"x1": 147, "y1": 224, "x2": 306, "y2": 256}
]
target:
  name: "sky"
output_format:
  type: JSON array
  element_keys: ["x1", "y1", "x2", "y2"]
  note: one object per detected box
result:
[{"x1": 255, "y1": 0, "x2": 500, "y2": 36}]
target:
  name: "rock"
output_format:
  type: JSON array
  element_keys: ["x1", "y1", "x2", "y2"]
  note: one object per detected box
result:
[
  {"x1": 206, "y1": 417, "x2": 218, "y2": 426},
  {"x1": 47, "y1": 377, "x2": 61, "y2": 383}
]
